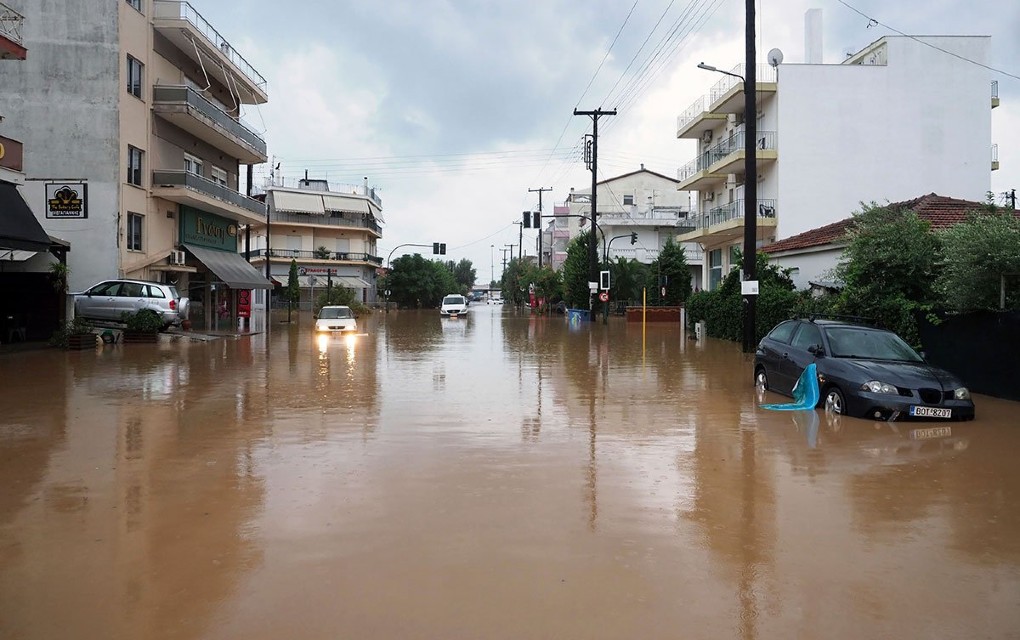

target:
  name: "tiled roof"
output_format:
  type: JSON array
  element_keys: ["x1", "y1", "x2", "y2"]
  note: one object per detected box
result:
[{"x1": 763, "y1": 193, "x2": 998, "y2": 254}]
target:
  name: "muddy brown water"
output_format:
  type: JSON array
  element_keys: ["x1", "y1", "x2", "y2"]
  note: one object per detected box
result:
[{"x1": 1, "y1": 305, "x2": 1018, "y2": 639}]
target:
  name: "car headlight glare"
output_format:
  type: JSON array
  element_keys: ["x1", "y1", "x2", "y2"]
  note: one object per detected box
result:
[
  {"x1": 862, "y1": 380, "x2": 897, "y2": 394},
  {"x1": 954, "y1": 387, "x2": 970, "y2": 400}
]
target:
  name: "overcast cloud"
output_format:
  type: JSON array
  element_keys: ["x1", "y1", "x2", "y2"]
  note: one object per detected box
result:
[{"x1": 201, "y1": 0, "x2": 1019, "y2": 281}]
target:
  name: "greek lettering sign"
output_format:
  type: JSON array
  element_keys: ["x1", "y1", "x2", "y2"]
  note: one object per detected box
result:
[
  {"x1": 45, "y1": 183, "x2": 88, "y2": 219},
  {"x1": 180, "y1": 206, "x2": 238, "y2": 251}
]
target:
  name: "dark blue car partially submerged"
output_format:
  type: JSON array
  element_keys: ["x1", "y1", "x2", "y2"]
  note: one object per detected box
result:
[{"x1": 753, "y1": 318, "x2": 975, "y2": 421}]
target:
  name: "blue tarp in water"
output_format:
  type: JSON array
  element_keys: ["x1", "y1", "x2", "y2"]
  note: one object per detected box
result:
[{"x1": 761, "y1": 363, "x2": 820, "y2": 411}]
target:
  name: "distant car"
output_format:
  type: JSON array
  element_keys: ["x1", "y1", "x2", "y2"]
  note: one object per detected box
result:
[
  {"x1": 486, "y1": 297, "x2": 503, "y2": 305},
  {"x1": 73, "y1": 279, "x2": 189, "y2": 330},
  {"x1": 753, "y1": 318, "x2": 975, "y2": 421},
  {"x1": 315, "y1": 305, "x2": 357, "y2": 333},
  {"x1": 440, "y1": 294, "x2": 469, "y2": 317}
]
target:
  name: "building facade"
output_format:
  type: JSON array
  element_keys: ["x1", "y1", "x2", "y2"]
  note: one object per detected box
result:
[
  {"x1": 247, "y1": 179, "x2": 384, "y2": 309},
  {"x1": 675, "y1": 26, "x2": 998, "y2": 290},
  {"x1": 0, "y1": 0, "x2": 271, "y2": 331},
  {"x1": 561, "y1": 167, "x2": 703, "y2": 289}
]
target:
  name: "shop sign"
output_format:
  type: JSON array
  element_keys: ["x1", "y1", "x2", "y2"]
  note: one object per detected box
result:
[
  {"x1": 180, "y1": 206, "x2": 238, "y2": 251},
  {"x1": 237, "y1": 289, "x2": 252, "y2": 318},
  {"x1": 0, "y1": 135, "x2": 24, "y2": 172},
  {"x1": 298, "y1": 267, "x2": 339, "y2": 275},
  {"x1": 45, "y1": 182, "x2": 88, "y2": 219}
]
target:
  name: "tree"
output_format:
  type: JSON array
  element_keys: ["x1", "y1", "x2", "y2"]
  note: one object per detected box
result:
[
  {"x1": 657, "y1": 237, "x2": 692, "y2": 305},
  {"x1": 285, "y1": 259, "x2": 301, "y2": 322},
  {"x1": 383, "y1": 254, "x2": 458, "y2": 308},
  {"x1": 609, "y1": 257, "x2": 647, "y2": 305},
  {"x1": 314, "y1": 285, "x2": 362, "y2": 315},
  {"x1": 501, "y1": 260, "x2": 562, "y2": 311},
  {"x1": 937, "y1": 209, "x2": 1020, "y2": 311},
  {"x1": 562, "y1": 231, "x2": 591, "y2": 309},
  {"x1": 833, "y1": 203, "x2": 943, "y2": 343},
  {"x1": 452, "y1": 258, "x2": 477, "y2": 292}
]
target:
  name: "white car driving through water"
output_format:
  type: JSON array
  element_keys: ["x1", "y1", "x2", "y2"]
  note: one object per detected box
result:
[
  {"x1": 315, "y1": 305, "x2": 358, "y2": 333},
  {"x1": 440, "y1": 294, "x2": 469, "y2": 317}
]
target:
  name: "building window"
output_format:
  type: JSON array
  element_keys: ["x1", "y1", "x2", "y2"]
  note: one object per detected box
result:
[
  {"x1": 184, "y1": 153, "x2": 203, "y2": 177},
  {"x1": 127, "y1": 146, "x2": 144, "y2": 186},
  {"x1": 127, "y1": 213, "x2": 143, "y2": 251},
  {"x1": 709, "y1": 249, "x2": 723, "y2": 291},
  {"x1": 623, "y1": 194, "x2": 634, "y2": 206},
  {"x1": 126, "y1": 0, "x2": 142, "y2": 11},
  {"x1": 211, "y1": 165, "x2": 227, "y2": 186},
  {"x1": 127, "y1": 55, "x2": 143, "y2": 99}
]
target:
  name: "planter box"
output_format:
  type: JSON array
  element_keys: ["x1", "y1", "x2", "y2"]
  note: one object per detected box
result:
[
  {"x1": 66, "y1": 333, "x2": 97, "y2": 350},
  {"x1": 122, "y1": 331, "x2": 158, "y2": 344},
  {"x1": 625, "y1": 306, "x2": 682, "y2": 323}
]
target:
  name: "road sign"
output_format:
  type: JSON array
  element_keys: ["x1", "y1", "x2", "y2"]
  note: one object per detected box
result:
[
  {"x1": 740, "y1": 280, "x2": 760, "y2": 295},
  {"x1": 598, "y1": 291, "x2": 609, "y2": 303},
  {"x1": 385, "y1": 289, "x2": 391, "y2": 296}
]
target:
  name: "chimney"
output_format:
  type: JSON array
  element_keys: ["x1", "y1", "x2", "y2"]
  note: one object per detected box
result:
[
  {"x1": 640, "y1": 163, "x2": 645, "y2": 171},
  {"x1": 805, "y1": 9, "x2": 823, "y2": 64}
]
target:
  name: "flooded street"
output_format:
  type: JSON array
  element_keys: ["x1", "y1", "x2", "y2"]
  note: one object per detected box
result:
[{"x1": 2, "y1": 305, "x2": 1019, "y2": 639}]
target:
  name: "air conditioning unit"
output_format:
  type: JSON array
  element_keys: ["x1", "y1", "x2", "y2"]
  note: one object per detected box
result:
[
  {"x1": 702, "y1": 130, "x2": 713, "y2": 144},
  {"x1": 169, "y1": 250, "x2": 186, "y2": 266},
  {"x1": 704, "y1": 192, "x2": 715, "y2": 202}
]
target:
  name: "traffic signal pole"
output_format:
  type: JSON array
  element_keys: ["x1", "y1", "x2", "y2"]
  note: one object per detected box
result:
[{"x1": 529, "y1": 186, "x2": 552, "y2": 268}]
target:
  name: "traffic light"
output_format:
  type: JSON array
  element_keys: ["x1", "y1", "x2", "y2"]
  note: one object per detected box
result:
[
  {"x1": 533, "y1": 211, "x2": 541, "y2": 229},
  {"x1": 433, "y1": 242, "x2": 440, "y2": 254},
  {"x1": 522, "y1": 211, "x2": 531, "y2": 228},
  {"x1": 440, "y1": 243, "x2": 446, "y2": 255},
  {"x1": 600, "y1": 270, "x2": 611, "y2": 291},
  {"x1": 630, "y1": 232, "x2": 637, "y2": 245}
]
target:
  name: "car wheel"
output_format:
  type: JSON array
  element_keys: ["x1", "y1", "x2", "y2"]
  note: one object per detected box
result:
[
  {"x1": 823, "y1": 387, "x2": 846, "y2": 415},
  {"x1": 754, "y1": 367, "x2": 769, "y2": 392}
]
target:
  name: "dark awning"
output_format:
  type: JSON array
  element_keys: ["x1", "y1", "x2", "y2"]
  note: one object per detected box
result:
[
  {"x1": 0, "y1": 182, "x2": 51, "y2": 252},
  {"x1": 184, "y1": 243, "x2": 272, "y2": 289}
]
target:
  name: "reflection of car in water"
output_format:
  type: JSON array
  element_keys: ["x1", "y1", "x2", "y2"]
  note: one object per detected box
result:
[
  {"x1": 315, "y1": 305, "x2": 357, "y2": 333},
  {"x1": 440, "y1": 294, "x2": 469, "y2": 317},
  {"x1": 754, "y1": 318, "x2": 975, "y2": 422}
]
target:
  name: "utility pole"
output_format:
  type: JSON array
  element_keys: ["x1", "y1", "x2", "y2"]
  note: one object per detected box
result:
[
  {"x1": 529, "y1": 186, "x2": 552, "y2": 268},
  {"x1": 517, "y1": 221, "x2": 523, "y2": 262},
  {"x1": 500, "y1": 247, "x2": 511, "y2": 276},
  {"x1": 1008, "y1": 189, "x2": 1016, "y2": 210},
  {"x1": 574, "y1": 108, "x2": 616, "y2": 318},
  {"x1": 740, "y1": 0, "x2": 758, "y2": 354}
]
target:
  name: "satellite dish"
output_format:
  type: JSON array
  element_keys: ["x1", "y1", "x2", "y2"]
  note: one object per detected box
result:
[{"x1": 767, "y1": 48, "x2": 784, "y2": 67}]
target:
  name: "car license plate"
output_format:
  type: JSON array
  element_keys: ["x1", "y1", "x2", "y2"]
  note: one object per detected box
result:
[
  {"x1": 909, "y1": 406, "x2": 952, "y2": 418},
  {"x1": 910, "y1": 426, "x2": 952, "y2": 440}
]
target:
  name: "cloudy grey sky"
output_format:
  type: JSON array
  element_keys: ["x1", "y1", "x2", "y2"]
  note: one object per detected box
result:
[{"x1": 203, "y1": 0, "x2": 1019, "y2": 282}]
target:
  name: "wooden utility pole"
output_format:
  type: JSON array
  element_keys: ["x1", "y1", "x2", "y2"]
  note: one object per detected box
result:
[{"x1": 574, "y1": 108, "x2": 616, "y2": 318}]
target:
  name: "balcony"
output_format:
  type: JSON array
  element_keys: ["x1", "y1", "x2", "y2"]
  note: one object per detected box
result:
[
  {"x1": 153, "y1": 85, "x2": 267, "y2": 163},
  {"x1": 707, "y1": 64, "x2": 777, "y2": 114},
  {"x1": 246, "y1": 248, "x2": 383, "y2": 266},
  {"x1": 677, "y1": 131, "x2": 777, "y2": 191},
  {"x1": 270, "y1": 210, "x2": 382, "y2": 236},
  {"x1": 678, "y1": 199, "x2": 778, "y2": 245},
  {"x1": 596, "y1": 206, "x2": 691, "y2": 226},
  {"x1": 0, "y1": 2, "x2": 26, "y2": 60},
  {"x1": 152, "y1": 1, "x2": 268, "y2": 104},
  {"x1": 676, "y1": 95, "x2": 728, "y2": 139},
  {"x1": 992, "y1": 81, "x2": 1000, "y2": 109},
  {"x1": 992, "y1": 144, "x2": 999, "y2": 171},
  {"x1": 152, "y1": 170, "x2": 266, "y2": 225}
]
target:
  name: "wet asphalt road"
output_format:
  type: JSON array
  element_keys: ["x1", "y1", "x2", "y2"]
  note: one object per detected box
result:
[{"x1": 1, "y1": 304, "x2": 1018, "y2": 639}]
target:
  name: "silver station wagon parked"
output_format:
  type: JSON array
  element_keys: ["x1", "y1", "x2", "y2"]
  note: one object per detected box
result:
[{"x1": 73, "y1": 279, "x2": 189, "y2": 330}]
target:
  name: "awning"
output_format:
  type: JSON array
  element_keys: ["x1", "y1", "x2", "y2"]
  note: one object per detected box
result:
[
  {"x1": 322, "y1": 193, "x2": 370, "y2": 215},
  {"x1": 300, "y1": 275, "x2": 372, "y2": 289},
  {"x1": 271, "y1": 190, "x2": 325, "y2": 214},
  {"x1": 0, "y1": 182, "x2": 51, "y2": 252},
  {"x1": 184, "y1": 244, "x2": 273, "y2": 289}
]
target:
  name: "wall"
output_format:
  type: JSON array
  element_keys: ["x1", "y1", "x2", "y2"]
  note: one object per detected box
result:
[
  {"x1": 0, "y1": 0, "x2": 121, "y2": 292},
  {"x1": 777, "y1": 36, "x2": 992, "y2": 239},
  {"x1": 767, "y1": 246, "x2": 844, "y2": 290}
]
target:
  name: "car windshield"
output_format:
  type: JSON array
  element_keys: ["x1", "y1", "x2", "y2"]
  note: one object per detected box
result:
[
  {"x1": 443, "y1": 296, "x2": 464, "y2": 305},
  {"x1": 319, "y1": 307, "x2": 353, "y2": 319},
  {"x1": 825, "y1": 327, "x2": 923, "y2": 362}
]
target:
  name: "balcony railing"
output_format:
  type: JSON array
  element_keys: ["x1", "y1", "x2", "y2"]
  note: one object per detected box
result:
[
  {"x1": 597, "y1": 207, "x2": 690, "y2": 222},
  {"x1": 153, "y1": 85, "x2": 267, "y2": 155},
  {"x1": 271, "y1": 210, "x2": 382, "y2": 234},
  {"x1": 0, "y1": 2, "x2": 24, "y2": 47},
  {"x1": 992, "y1": 143, "x2": 999, "y2": 170},
  {"x1": 679, "y1": 130, "x2": 777, "y2": 180},
  {"x1": 152, "y1": 170, "x2": 266, "y2": 216},
  {"x1": 708, "y1": 63, "x2": 777, "y2": 104},
  {"x1": 247, "y1": 248, "x2": 382, "y2": 265},
  {"x1": 677, "y1": 95, "x2": 712, "y2": 133},
  {"x1": 153, "y1": 1, "x2": 267, "y2": 93},
  {"x1": 697, "y1": 199, "x2": 777, "y2": 230}
]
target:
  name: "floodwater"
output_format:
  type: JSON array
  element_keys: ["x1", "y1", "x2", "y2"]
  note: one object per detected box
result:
[{"x1": 1, "y1": 305, "x2": 1019, "y2": 639}]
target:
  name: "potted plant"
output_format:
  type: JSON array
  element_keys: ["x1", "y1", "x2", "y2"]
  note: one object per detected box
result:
[
  {"x1": 121, "y1": 310, "x2": 163, "y2": 343},
  {"x1": 314, "y1": 245, "x2": 331, "y2": 259},
  {"x1": 50, "y1": 316, "x2": 96, "y2": 350}
]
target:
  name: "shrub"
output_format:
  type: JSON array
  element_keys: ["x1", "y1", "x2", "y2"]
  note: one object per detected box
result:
[
  {"x1": 49, "y1": 316, "x2": 93, "y2": 347},
  {"x1": 121, "y1": 309, "x2": 165, "y2": 333}
]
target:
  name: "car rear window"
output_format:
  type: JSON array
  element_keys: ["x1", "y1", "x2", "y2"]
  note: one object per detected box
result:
[
  {"x1": 791, "y1": 323, "x2": 822, "y2": 349},
  {"x1": 766, "y1": 320, "x2": 798, "y2": 344}
]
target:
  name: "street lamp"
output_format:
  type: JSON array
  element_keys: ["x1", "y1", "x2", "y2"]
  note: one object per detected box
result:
[{"x1": 698, "y1": 55, "x2": 757, "y2": 353}]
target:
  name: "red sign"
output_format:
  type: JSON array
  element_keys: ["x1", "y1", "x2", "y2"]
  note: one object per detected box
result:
[
  {"x1": 598, "y1": 291, "x2": 609, "y2": 303},
  {"x1": 237, "y1": 289, "x2": 252, "y2": 318}
]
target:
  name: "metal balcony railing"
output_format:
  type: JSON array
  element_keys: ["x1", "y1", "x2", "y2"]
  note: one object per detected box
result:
[
  {"x1": 992, "y1": 80, "x2": 998, "y2": 101},
  {"x1": 153, "y1": 1, "x2": 267, "y2": 92},
  {"x1": 247, "y1": 248, "x2": 382, "y2": 265},
  {"x1": 679, "y1": 131, "x2": 777, "y2": 180},
  {"x1": 153, "y1": 85, "x2": 267, "y2": 155},
  {"x1": 698, "y1": 199, "x2": 777, "y2": 229},
  {"x1": 152, "y1": 170, "x2": 266, "y2": 216},
  {"x1": 271, "y1": 210, "x2": 382, "y2": 234},
  {"x1": 0, "y1": 2, "x2": 24, "y2": 47},
  {"x1": 708, "y1": 63, "x2": 778, "y2": 104},
  {"x1": 677, "y1": 95, "x2": 711, "y2": 133}
]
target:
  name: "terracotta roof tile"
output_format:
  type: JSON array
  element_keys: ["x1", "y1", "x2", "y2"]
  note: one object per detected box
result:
[{"x1": 762, "y1": 193, "x2": 1008, "y2": 254}]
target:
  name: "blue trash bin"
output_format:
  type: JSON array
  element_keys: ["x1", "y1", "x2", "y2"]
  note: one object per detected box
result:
[{"x1": 567, "y1": 309, "x2": 591, "y2": 326}]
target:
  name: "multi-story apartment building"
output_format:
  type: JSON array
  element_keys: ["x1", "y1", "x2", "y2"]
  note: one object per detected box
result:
[
  {"x1": 542, "y1": 204, "x2": 573, "y2": 271},
  {"x1": 675, "y1": 23, "x2": 997, "y2": 290},
  {"x1": 560, "y1": 167, "x2": 704, "y2": 289},
  {"x1": 247, "y1": 178, "x2": 384, "y2": 309},
  {"x1": 0, "y1": 0, "x2": 271, "y2": 330}
]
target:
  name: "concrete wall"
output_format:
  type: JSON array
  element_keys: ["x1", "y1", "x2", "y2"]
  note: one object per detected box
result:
[
  {"x1": 767, "y1": 246, "x2": 844, "y2": 291},
  {"x1": 777, "y1": 36, "x2": 992, "y2": 238},
  {"x1": 0, "y1": 0, "x2": 121, "y2": 292}
]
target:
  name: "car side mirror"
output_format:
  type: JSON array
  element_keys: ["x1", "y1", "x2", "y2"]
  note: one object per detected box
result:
[
  {"x1": 808, "y1": 344, "x2": 825, "y2": 357},
  {"x1": 919, "y1": 350, "x2": 927, "y2": 361}
]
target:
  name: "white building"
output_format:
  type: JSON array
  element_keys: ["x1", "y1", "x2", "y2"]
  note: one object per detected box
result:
[
  {"x1": 247, "y1": 178, "x2": 384, "y2": 309},
  {"x1": 557, "y1": 167, "x2": 704, "y2": 289},
  {"x1": 675, "y1": 16, "x2": 998, "y2": 290}
]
